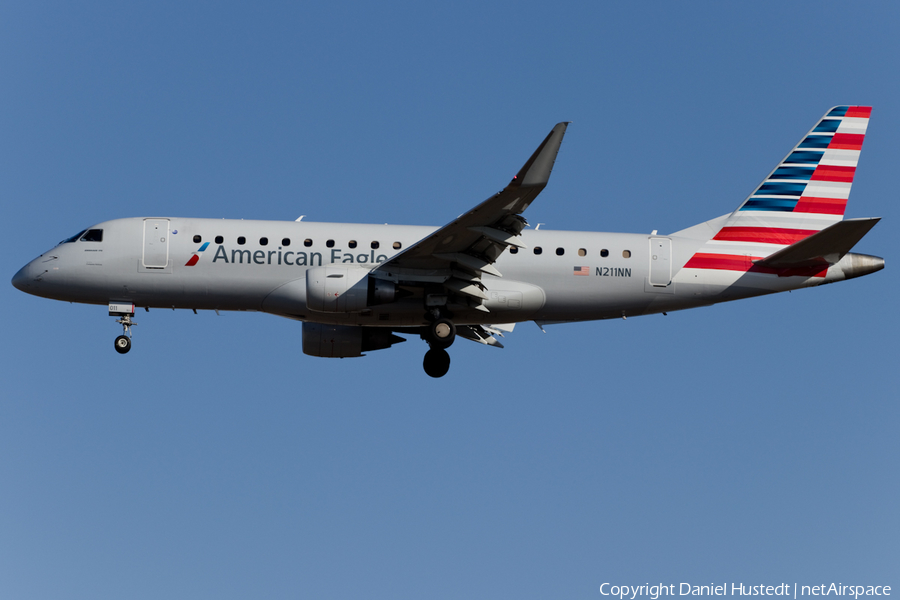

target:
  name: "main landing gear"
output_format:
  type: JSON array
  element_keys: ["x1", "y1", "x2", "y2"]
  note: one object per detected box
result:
[
  {"x1": 422, "y1": 316, "x2": 456, "y2": 378},
  {"x1": 423, "y1": 348, "x2": 450, "y2": 378},
  {"x1": 113, "y1": 313, "x2": 136, "y2": 354}
]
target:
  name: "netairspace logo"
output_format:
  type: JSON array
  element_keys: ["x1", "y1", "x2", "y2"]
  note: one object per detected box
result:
[{"x1": 599, "y1": 584, "x2": 891, "y2": 600}]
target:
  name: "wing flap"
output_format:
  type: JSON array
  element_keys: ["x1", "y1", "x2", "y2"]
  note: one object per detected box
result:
[
  {"x1": 444, "y1": 277, "x2": 489, "y2": 300},
  {"x1": 433, "y1": 252, "x2": 502, "y2": 277},
  {"x1": 458, "y1": 325, "x2": 505, "y2": 348}
]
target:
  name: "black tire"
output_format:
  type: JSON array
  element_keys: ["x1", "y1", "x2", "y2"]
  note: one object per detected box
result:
[
  {"x1": 114, "y1": 335, "x2": 131, "y2": 354},
  {"x1": 428, "y1": 318, "x2": 456, "y2": 349},
  {"x1": 423, "y1": 348, "x2": 451, "y2": 378}
]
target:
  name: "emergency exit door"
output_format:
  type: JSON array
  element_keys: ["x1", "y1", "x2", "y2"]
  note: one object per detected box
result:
[{"x1": 648, "y1": 237, "x2": 671, "y2": 287}]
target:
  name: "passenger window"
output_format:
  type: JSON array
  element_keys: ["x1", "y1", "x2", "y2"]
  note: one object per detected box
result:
[
  {"x1": 304, "y1": 239, "x2": 313, "y2": 247},
  {"x1": 534, "y1": 246, "x2": 542, "y2": 255},
  {"x1": 556, "y1": 247, "x2": 564, "y2": 256},
  {"x1": 215, "y1": 235, "x2": 224, "y2": 244},
  {"x1": 193, "y1": 235, "x2": 202, "y2": 243},
  {"x1": 260, "y1": 237, "x2": 268, "y2": 246},
  {"x1": 371, "y1": 241, "x2": 380, "y2": 249},
  {"x1": 326, "y1": 239, "x2": 335, "y2": 248},
  {"x1": 237, "y1": 236, "x2": 246, "y2": 245},
  {"x1": 80, "y1": 229, "x2": 103, "y2": 242},
  {"x1": 282, "y1": 238, "x2": 291, "y2": 246},
  {"x1": 348, "y1": 240, "x2": 357, "y2": 249},
  {"x1": 622, "y1": 250, "x2": 631, "y2": 258},
  {"x1": 509, "y1": 247, "x2": 518, "y2": 254},
  {"x1": 578, "y1": 248, "x2": 587, "y2": 257},
  {"x1": 393, "y1": 241, "x2": 402, "y2": 250},
  {"x1": 600, "y1": 249, "x2": 609, "y2": 257}
]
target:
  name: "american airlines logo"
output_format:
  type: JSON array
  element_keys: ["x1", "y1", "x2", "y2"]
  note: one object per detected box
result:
[{"x1": 184, "y1": 242, "x2": 210, "y2": 266}]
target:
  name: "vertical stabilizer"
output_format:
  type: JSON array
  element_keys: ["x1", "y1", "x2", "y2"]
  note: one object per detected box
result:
[
  {"x1": 682, "y1": 107, "x2": 873, "y2": 278},
  {"x1": 720, "y1": 106, "x2": 871, "y2": 240}
]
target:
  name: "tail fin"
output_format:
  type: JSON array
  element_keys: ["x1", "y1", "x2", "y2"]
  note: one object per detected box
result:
[
  {"x1": 716, "y1": 106, "x2": 871, "y2": 244},
  {"x1": 681, "y1": 107, "x2": 876, "y2": 279}
]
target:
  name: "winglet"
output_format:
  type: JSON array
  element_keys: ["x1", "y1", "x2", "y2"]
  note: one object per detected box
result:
[{"x1": 511, "y1": 122, "x2": 570, "y2": 188}]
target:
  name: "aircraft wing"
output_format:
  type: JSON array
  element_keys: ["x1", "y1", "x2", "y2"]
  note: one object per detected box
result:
[{"x1": 371, "y1": 122, "x2": 569, "y2": 311}]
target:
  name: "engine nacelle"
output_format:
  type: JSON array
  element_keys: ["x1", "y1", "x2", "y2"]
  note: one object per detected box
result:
[
  {"x1": 305, "y1": 266, "x2": 401, "y2": 313},
  {"x1": 302, "y1": 322, "x2": 405, "y2": 358}
]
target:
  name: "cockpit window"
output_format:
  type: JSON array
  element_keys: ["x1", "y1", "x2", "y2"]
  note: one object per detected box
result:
[
  {"x1": 80, "y1": 229, "x2": 103, "y2": 242},
  {"x1": 60, "y1": 229, "x2": 87, "y2": 244}
]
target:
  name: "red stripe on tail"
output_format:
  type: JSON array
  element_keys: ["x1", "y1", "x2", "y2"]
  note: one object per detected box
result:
[
  {"x1": 845, "y1": 106, "x2": 872, "y2": 118},
  {"x1": 684, "y1": 253, "x2": 756, "y2": 271},
  {"x1": 829, "y1": 133, "x2": 865, "y2": 150},
  {"x1": 811, "y1": 165, "x2": 856, "y2": 183},
  {"x1": 793, "y1": 197, "x2": 847, "y2": 215},
  {"x1": 684, "y1": 253, "x2": 827, "y2": 278},
  {"x1": 713, "y1": 227, "x2": 816, "y2": 245}
]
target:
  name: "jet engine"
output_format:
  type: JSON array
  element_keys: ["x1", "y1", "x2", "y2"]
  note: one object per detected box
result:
[
  {"x1": 305, "y1": 266, "x2": 402, "y2": 313},
  {"x1": 302, "y1": 322, "x2": 405, "y2": 358}
]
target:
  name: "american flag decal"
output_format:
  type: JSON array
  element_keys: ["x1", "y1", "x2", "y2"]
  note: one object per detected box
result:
[{"x1": 573, "y1": 266, "x2": 589, "y2": 276}]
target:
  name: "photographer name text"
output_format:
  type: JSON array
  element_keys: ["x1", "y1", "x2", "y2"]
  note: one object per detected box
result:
[{"x1": 600, "y1": 584, "x2": 891, "y2": 600}]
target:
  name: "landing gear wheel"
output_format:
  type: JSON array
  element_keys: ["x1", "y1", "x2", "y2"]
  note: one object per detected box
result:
[
  {"x1": 113, "y1": 312, "x2": 137, "y2": 354},
  {"x1": 428, "y1": 318, "x2": 456, "y2": 349},
  {"x1": 423, "y1": 348, "x2": 451, "y2": 378},
  {"x1": 114, "y1": 335, "x2": 132, "y2": 354}
]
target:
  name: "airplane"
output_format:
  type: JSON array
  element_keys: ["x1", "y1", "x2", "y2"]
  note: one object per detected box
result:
[{"x1": 12, "y1": 106, "x2": 884, "y2": 377}]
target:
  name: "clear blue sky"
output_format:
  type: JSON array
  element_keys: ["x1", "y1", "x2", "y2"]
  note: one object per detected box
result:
[{"x1": 2, "y1": 2, "x2": 897, "y2": 598}]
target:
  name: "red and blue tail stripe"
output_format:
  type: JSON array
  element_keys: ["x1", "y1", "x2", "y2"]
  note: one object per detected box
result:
[
  {"x1": 734, "y1": 106, "x2": 869, "y2": 219},
  {"x1": 682, "y1": 106, "x2": 871, "y2": 278}
]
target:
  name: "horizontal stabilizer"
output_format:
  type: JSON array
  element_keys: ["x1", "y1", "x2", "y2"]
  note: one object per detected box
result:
[{"x1": 757, "y1": 217, "x2": 880, "y2": 269}]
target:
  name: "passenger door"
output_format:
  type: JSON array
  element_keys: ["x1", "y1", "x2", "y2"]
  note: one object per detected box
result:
[{"x1": 142, "y1": 219, "x2": 170, "y2": 269}]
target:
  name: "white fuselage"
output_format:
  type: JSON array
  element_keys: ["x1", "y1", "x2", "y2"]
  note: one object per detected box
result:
[{"x1": 12, "y1": 216, "x2": 876, "y2": 328}]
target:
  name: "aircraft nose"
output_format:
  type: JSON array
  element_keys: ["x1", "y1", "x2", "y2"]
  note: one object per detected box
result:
[
  {"x1": 11, "y1": 264, "x2": 31, "y2": 291},
  {"x1": 13, "y1": 265, "x2": 28, "y2": 292}
]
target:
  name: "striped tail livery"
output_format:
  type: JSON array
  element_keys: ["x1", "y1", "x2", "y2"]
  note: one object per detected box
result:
[{"x1": 683, "y1": 106, "x2": 880, "y2": 281}]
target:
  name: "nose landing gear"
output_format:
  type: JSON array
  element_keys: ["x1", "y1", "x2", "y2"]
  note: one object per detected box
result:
[
  {"x1": 114, "y1": 314, "x2": 136, "y2": 354},
  {"x1": 110, "y1": 303, "x2": 137, "y2": 354}
]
